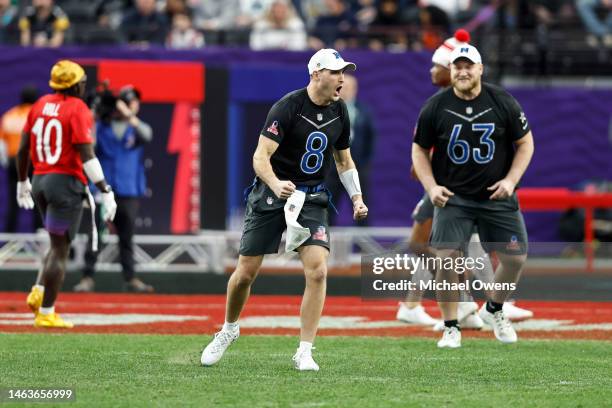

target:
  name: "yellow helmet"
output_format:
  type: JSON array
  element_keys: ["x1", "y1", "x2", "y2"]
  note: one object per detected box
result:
[{"x1": 49, "y1": 60, "x2": 85, "y2": 90}]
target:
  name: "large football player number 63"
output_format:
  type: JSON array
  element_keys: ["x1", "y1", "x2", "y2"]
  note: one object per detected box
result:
[
  {"x1": 447, "y1": 123, "x2": 495, "y2": 164},
  {"x1": 31, "y1": 117, "x2": 63, "y2": 165}
]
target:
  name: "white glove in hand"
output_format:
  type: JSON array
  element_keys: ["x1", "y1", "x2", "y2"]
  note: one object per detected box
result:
[
  {"x1": 101, "y1": 190, "x2": 117, "y2": 222},
  {"x1": 16, "y1": 179, "x2": 35, "y2": 210}
]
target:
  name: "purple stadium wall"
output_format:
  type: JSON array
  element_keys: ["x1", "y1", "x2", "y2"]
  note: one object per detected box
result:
[{"x1": 0, "y1": 46, "x2": 610, "y2": 240}]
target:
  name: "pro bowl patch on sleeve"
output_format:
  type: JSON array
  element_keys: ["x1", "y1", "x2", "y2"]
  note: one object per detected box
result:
[{"x1": 266, "y1": 120, "x2": 279, "y2": 135}]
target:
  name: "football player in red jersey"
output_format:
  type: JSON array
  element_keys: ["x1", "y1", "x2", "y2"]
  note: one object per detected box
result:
[{"x1": 16, "y1": 60, "x2": 117, "y2": 328}]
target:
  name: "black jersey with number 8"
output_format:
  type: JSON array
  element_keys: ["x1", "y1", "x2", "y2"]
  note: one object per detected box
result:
[{"x1": 260, "y1": 88, "x2": 351, "y2": 187}]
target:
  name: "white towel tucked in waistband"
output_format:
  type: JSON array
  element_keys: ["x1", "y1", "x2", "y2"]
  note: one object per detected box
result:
[
  {"x1": 85, "y1": 187, "x2": 98, "y2": 252},
  {"x1": 284, "y1": 190, "x2": 311, "y2": 252}
]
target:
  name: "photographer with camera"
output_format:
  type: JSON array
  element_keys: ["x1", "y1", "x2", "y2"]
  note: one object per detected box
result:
[{"x1": 74, "y1": 85, "x2": 154, "y2": 293}]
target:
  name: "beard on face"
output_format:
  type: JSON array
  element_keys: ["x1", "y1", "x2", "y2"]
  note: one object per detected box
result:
[{"x1": 452, "y1": 75, "x2": 478, "y2": 93}]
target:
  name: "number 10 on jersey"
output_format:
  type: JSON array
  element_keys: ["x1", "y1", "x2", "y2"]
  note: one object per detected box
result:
[
  {"x1": 32, "y1": 117, "x2": 63, "y2": 165},
  {"x1": 447, "y1": 123, "x2": 495, "y2": 164}
]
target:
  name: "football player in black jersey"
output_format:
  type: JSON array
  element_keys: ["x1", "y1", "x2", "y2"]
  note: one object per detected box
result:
[
  {"x1": 202, "y1": 49, "x2": 368, "y2": 371},
  {"x1": 397, "y1": 30, "x2": 472, "y2": 327},
  {"x1": 397, "y1": 31, "x2": 534, "y2": 328},
  {"x1": 412, "y1": 44, "x2": 535, "y2": 348}
]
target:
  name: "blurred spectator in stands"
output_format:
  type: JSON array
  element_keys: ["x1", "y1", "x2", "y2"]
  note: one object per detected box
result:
[
  {"x1": 368, "y1": 0, "x2": 410, "y2": 52},
  {"x1": 250, "y1": 0, "x2": 307, "y2": 50},
  {"x1": 236, "y1": 0, "x2": 275, "y2": 28},
  {"x1": 417, "y1": 4, "x2": 450, "y2": 50},
  {"x1": 532, "y1": 0, "x2": 575, "y2": 27},
  {"x1": 163, "y1": 0, "x2": 193, "y2": 25},
  {"x1": 327, "y1": 74, "x2": 376, "y2": 226},
  {"x1": 308, "y1": 0, "x2": 356, "y2": 49},
  {"x1": 75, "y1": 85, "x2": 154, "y2": 293},
  {"x1": 120, "y1": 0, "x2": 168, "y2": 46},
  {"x1": 166, "y1": 8, "x2": 204, "y2": 49},
  {"x1": 0, "y1": 85, "x2": 38, "y2": 232},
  {"x1": 508, "y1": 0, "x2": 574, "y2": 29},
  {"x1": 19, "y1": 0, "x2": 69, "y2": 47},
  {"x1": 165, "y1": 0, "x2": 183, "y2": 18},
  {"x1": 95, "y1": 0, "x2": 129, "y2": 30},
  {"x1": 299, "y1": 0, "x2": 328, "y2": 28},
  {"x1": 189, "y1": 0, "x2": 241, "y2": 31},
  {"x1": 0, "y1": 0, "x2": 18, "y2": 44},
  {"x1": 576, "y1": 0, "x2": 612, "y2": 47},
  {"x1": 351, "y1": 0, "x2": 378, "y2": 27},
  {"x1": 421, "y1": 0, "x2": 476, "y2": 24}
]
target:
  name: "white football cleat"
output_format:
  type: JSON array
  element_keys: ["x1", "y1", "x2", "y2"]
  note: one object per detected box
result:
[
  {"x1": 396, "y1": 303, "x2": 439, "y2": 326},
  {"x1": 201, "y1": 329, "x2": 239, "y2": 366},
  {"x1": 478, "y1": 304, "x2": 517, "y2": 344},
  {"x1": 437, "y1": 326, "x2": 461, "y2": 348},
  {"x1": 292, "y1": 348, "x2": 320, "y2": 371},
  {"x1": 503, "y1": 302, "x2": 534, "y2": 321}
]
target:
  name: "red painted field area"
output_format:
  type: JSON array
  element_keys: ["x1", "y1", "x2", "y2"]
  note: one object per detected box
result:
[{"x1": 1, "y1": 292, "x2": 611, "y2": 340}]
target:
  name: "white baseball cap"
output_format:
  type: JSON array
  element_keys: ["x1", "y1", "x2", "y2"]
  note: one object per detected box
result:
[
  {"x1": 450, "y1": 44, "x2": 482, "y2": 64},
  {"x1": 307, "y1": 49, "x2": 356, "y2": 75}
]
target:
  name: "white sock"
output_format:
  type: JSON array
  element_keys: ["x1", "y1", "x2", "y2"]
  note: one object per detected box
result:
[
  {"x1": 223, "y1": 321, "x2": 239, "y2": 332},
  {"x1": 39, "y1": 306, "x2": 54, "y2": 315},
  {"x1": 34, "y1": 284, "x2": 45, "y2": 292},
  {"x1": 298, "y1": 341, "x2": 313, "y2": 352}
]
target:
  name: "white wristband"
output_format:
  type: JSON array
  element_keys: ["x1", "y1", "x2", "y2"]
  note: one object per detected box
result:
[
  {"x1": 339, "y1": 168, "x2": 362, "y2": 198},
  {"x1": 83, "y1": 158, "x2": 105, "y2": 184}
]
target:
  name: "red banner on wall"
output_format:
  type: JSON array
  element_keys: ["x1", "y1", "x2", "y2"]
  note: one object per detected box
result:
[{"x1": 91, "y1": 60, "x2": 205, "y2": 234}]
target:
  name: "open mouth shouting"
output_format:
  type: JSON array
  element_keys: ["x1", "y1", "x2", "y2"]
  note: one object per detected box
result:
[{"x1": 334, "y1": 85, "x2": 343, "y2": 97}]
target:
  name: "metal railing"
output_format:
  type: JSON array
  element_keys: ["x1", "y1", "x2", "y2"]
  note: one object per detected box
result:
[
  {"x1": 1, "y1": 229, "x2": 610, "y2": 274},
  {"x1": 0, "y1": 228, "x2": 413, "y2": 274}
]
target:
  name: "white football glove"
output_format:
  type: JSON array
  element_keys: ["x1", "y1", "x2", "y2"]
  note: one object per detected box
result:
[
  {"x1": 16, "y1": 179, "x2": 35, "y2": 210},
  {"x1": 100, "y1": 189, "x2": 117, "y2": 222}
]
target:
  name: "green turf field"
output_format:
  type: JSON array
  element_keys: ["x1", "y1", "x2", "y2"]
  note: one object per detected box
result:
[{"x1": 1, "y1": 334, "x2": 611, "y2": 407}]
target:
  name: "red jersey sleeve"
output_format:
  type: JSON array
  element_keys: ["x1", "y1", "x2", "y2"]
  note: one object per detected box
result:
[
  {"x1": 21, "y1": 103, "x2": 37, "y2": 134},
  {"x1": 70, "y1": 101, "x2": 94, "y2": 144}
]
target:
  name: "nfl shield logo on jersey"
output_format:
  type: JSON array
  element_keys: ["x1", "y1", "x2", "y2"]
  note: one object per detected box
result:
[
  {"x1": 266, "y1": 196, "x2": 274, "y2": 205},
  {"x1": 317, "y1": 113, "x2": 323, "y2": 121},
  {"x1": 466, "y1": 107, "x2": 473, "y2": 115}
]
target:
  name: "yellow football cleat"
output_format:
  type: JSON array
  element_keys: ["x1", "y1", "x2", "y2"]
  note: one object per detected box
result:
[
  {"x1": 26, "y1": 286, "x2": 43, "y2": 315},
  {"x1": 34, "y1": 313, "x2": 74, "y2": 329}
]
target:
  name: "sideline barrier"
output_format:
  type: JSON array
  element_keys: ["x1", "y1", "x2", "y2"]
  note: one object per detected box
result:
[{"x1": 518, "y1": 188, "x2": 612, "y2": 272}]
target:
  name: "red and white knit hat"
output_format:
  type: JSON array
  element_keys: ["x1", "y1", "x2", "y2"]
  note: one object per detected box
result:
[{"x1": 431, "y1": 29, "x2": 471, "y2": 68}]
